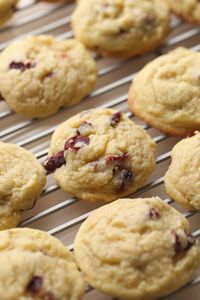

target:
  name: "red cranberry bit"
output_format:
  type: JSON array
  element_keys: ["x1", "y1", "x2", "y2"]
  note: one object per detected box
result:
[
  {"x1": 9, "y1": 61, "x2": 34, "y2": 72},
  {"x1": 45, "y1": 71, "x2": 54, "y2": 78},
  {"x1": 106, "y1": 153, "x2": 129, "y2": 164},
  {"x1": 149, "y1": 208, "x2": 160, "y2": 220},
  {"x1": 0, "y1": 93, "x2": 5, "y2": 101},
  {"x1": 27, "y1": 276, "x2": 43, "y2": 294},
  {"x1": 76, "y1": 121, "x2": 92, "y2": 135},
  {"x1": 64, "y1": 135, "x2": 90, "y2": 151},
  {"x1": 113, "y1": 166, "x2": 133, "y2": 192},
  {"x1": 172, "y1": 231, "x2": 182, "y2": 253},
  {"x1": 44, "y1": 151, "x2": 65, "y2": 173},
  {"x1": 171, "y1": 230, "x2": 196, "y2": 254},
  {"x1": 110, "y1": 112, "x2": 121, "y2": 127}
]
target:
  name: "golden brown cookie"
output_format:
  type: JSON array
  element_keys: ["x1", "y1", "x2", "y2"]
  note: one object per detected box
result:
[
  {"x1": 129, "y1": 47, "x2": 200, "y2": 136},
  {"x1": 0, "y1": 35, "x2": 97, "y2": 119},
  {"x1": 44, "y1": 108, "x2": 156, "y2": 202},
  {"x1": 72, "y1": 0, "x2": 170, "y2": 58},
  {"x1": 165, "y1": 132, "x2": 200, "y2": 211},
  {"x1": 0, "y1": 228, "x2": 84, "y2": 300},
  {"x1": 0, "y1": 142, "x2": 46, "y2": 230},
  {"x1": 75, "y1": 197, "x2": 200, "y2": 300}
]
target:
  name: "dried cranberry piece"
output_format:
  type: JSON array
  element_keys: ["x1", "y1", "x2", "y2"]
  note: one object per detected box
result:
[
  {"x1": 113, "y1": 166, "x2": 133, "y2": 192},
  {"x1": 76, "y1": 121, "x2": 92, "y2": 135},
  {"x1": 110, "y1": 112, "x2": 121, "y2": 127},
  {"x1": 9, "y1": 61, "x2": 34, "y2": 72},
  {"x1": 45, "y1": 71, "x2": 54, "y2": 78},
  {"x1": 172, "y1": 231, "x2": 182, "y2": 253},
  {"x1": 27, "y1": 276, "x2": 43, "y2": 294},
  {"x1": 43, "y1": 292, "x2": 55, "y2": 300},
  {"x1": 106, "y1": 153, "x2": 129, "y2": 164},
  {"x1": 64, "y1": 135, "x2": 90, "y2": 151},
  {"x1": 44, "y1": 151, "x2": 65, "y2": 173},
  {"x1": 149, "y1": 208, "x2": 160, "y2": 220},
  {"x1": 171, "y1": 230, "x2": 196, "y2": 254},
  {"x1": 0, "y1": 93, "x2": 5, "y2": 101}
]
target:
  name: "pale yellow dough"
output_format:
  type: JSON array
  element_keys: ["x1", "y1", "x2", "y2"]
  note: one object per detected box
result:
[
  {"x1": 166, "y1": 0, "x2": 200, "y2": 24},
  {"x1": 72, "y1": 0, "x2": 170, "y2": 58},
  {"x1": 75, "y1": 197, "x2": 200, "y2": 300},
  {"x1": 0, "y1": 228, "x2": 85, "y2": 300},
  {"x1": 0, "y1": 35, "x2": 97, "y2": 119},
  {"x1": 129, "y1": 47, "x2": 200, "y2": 136},
  {"x1": 47, "y1": 108, "x2": 156, "y2": 202},
  {"x1": 165, "y1": 132, "x2": 200, "y2": 211},
  {"x1": 0, "y1": 142, "x2": 46, "y2": 230},
  {"x1": 0, "y1": 0, "x2": 18, "y2": 27}
]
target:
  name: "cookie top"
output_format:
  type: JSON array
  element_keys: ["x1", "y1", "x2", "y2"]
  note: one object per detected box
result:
[
  {"x1": 72, "y1": 0, "x2": 170, "y2": 58},
  {"x1": 166, "y1": 0, "x2": 200, "y2": 24},
  {"x1": 0, "y1": 0, "x2": 18, "y2": 27},
  {"x1": 0, "y1": 228, "x2": 84, "y2": 300},
  {"x1": 0, "y1": 35, "x2": 97, "y2": 118},
  {"x1": 74, "y1": 197, "x2": 200, "y2": 300},
  {"x1": 165, "y1": 132, "x2": 200, "y2": 211},
  {"x1": 129, "y1": 47, "x2": 200, "y2": 136},
  {"x1": 0, "y1": 142, "x2": 46, "y2": 230},
  {"x1": 44, "y1": 108, "x2": 156, "y2": 202}
]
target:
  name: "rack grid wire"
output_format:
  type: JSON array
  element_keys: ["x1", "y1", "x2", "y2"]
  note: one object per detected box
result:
[{"x1": 0, "y1": 1, "x2": 200, "y2": 299}]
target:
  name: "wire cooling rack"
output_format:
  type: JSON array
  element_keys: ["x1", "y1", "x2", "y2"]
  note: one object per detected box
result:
[{"x1": 0, "y1": 1, "x2": 200, "y2": 299}]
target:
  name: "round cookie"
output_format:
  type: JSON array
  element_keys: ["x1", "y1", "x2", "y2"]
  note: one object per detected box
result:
[
  {"x1": 129, "y1": 47, "x2": 200, "y2": 136},
  {"x1": 165, "y1": 0, "x2": 200, "y2": 24},
  {"x1": 0, "y1": 228, "x2": 84, "y2": 300},
  {"x1": 165, "y1": 132, "x2": 200, "y2": 211},
  {"x1": 0, "y1": 0, "x2": 18, "y2": 27},
  {"x1": 0, "y1": 142, "x2": 46, "y2": 230},
  {"x1": 0, "y1": 35, "x2": 97, "y2": 119},
  {"x1": 72, "y1": 0, "x2": 170, "y2": 58},
  {"x1": 44, "y1": 108, "x2": 156, "y2": 202},
  {"x1": 74, "y1": 197, "x2": 200, "y2": 300}
]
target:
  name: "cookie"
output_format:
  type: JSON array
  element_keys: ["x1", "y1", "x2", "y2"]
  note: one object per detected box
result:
[
  {"x1": 165, "y1": 0, "x2": 200, "y2": 24},
  {"x1": 0, "y1": 0, "x2": 18, "y2": 27},
  {"x1": 0, "y1": 35, "x2": 97, "y2": 119},
  {"x1": 128, "y1": 47, "x2": 200, "y2": 137},
  {"x1": 72, "y1": 0, "x2": 170, "y2": 58},
  {"x1": 165, "y1": 132, "x2": 200, "y2": 211},
  {"x1": 0, "y1": 142, "x2": 46, "y2": 230},
  {"x1": 0, "y1": 228, "x2": 84, "y2": 300},
  {"x1": 74, "y1": 197, "x2": 200, "y2": 300},
  {"x1": 44, "y1": 108, "x2": 156, "y2": 202}
]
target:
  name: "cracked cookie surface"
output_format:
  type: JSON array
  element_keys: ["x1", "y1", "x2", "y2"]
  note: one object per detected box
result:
[
  {"x1": 45, "y1": 108, "x2": 156, "y2": 202},
  {"x1": 165, "y1": 132, "x2": 200, "y2": 211},
  {"x1": 75, "y1": 197, "x2": 200, "y2": 300},
  {"x1": 0, "y1": 228, "x2": 84, "y2": 300},
  {"x1": 0, "y1": 35, "x2": 97, "y2": 118},
  {"x1": 72, "y1": 0, "x2": 170, "y2": 57},
  {"x1": 129, "y1": 47, "x2": 200, "y2": 136},
  {"x1": 0, "y1": 142, "x2": 46, "y2": 229}
]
